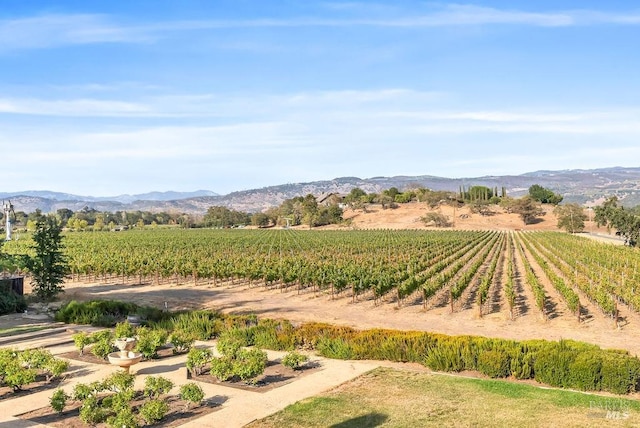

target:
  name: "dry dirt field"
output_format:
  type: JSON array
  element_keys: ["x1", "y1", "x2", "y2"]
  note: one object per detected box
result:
[{"x1": 54, "y1": 202, "x2": 637, "y2": 358}]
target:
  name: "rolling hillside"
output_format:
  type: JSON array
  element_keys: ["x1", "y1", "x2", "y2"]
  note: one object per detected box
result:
[{"x1": 2, "y1": 166, "x2": 640, "y2": 214}]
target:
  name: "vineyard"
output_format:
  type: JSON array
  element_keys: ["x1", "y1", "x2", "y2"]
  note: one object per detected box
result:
[{"x1": 6, "y1": 229, "x2": 640, "y2": 328}]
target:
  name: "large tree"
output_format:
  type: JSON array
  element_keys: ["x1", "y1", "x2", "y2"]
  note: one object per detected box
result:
[
  {"x1": 594, "y1": 196, "x2": 640, "y2": 246},
  {"x1": 24, "y1": 215, "x2": 68, "y2": 301},
  {"x1": 554, "y1": 203, "x2": 587, "y2": 233},
  {"x1": 528, "y1": 184, "x2": 563, "y2": 205},
  {"x1": 203, "y1": 206, "x2": 250, "y2": 228}
]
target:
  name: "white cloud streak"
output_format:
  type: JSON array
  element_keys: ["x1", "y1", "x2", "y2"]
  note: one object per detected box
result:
[
  {"x1": 2, "y1": 87, "x2": 639, "y2": 194},
  {"x1": 0, "y1": 14, "x2": 149, "y2": 51},
  {"x1": 2, "y1": 5, "x2": 640, "y2": 51},
  {"x1": 2, "y1": 89, "x2": 640, "y2": 137}
]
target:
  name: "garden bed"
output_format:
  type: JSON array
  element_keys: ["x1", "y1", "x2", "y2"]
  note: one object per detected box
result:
[
  {"x1": 0, "y1": 373, "x2": 63, "y2": 401},
  {"x1": 58, "y1": 345, "x2": 178, "y2": 365},
  {"x1": 17, "y1": 393, "x2": 223, "y2": 427},
  {"x1": 188, "y1": 359, "x2": 321, "y2": 393}
]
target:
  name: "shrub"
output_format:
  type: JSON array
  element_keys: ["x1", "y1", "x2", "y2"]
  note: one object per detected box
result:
[
  {"x1": 234, "y1": 348, "x2": 267, "y2": 384},
  {"x1": 508, "y1": 341, "x2": 544, "y2": 380},
  {"x1": 218, "y1": 328, "x2": 252, "y2": 356},
  {"x1": 44, "y1": 358, "x2": 69, "y2": 382},
  {"x1": 79, "y1": 396, "x2": 107, "y2": 425},
  {"x1": 102, "y1": 371, "x2": 135, "y2": 393},
  {"x1": 282, "y1": 351, "x2": 308, "y2": 370},
  {"x1": 55, "y1": 300, "x2": 139, "y2": 326},
  {"x1": 50, "y1": 388, "x2": 69, "y2": 413},
  {"x1": 252, "y1": 319, "x2": 296, "y2": 351},
  {"x1": 144, "y1": 376, "x2": 174, "y2": 398},
  {"x1": 374, "y1": 331, "x2": 436, "y2": 362},
  {"x1": 424, "y1": 343, "x2": 465, "y2": 372},
  {"x1": 3, "y1": 362, "x2": 37, "y2": 391},
  {"x1": 72, "y1": 382, "x2": 99, "y2": 401},
  {"x1": 105, "y1": 405, "x2": 138, "y2": 428},
  {"x1": 180, "y1": 383, "x2": 205, "y2": 410},
  {"x1": 90, "y1": 329, "x2": 113, "y2": 343},
  {"x1": 19, "y1": 348, "x2": 53, "y2": 369},
  {"x1": 316, "y1": 337, "x2": 353, "y2": 360},
  {"x1": 222, "y1": 313, "x2": 258, "y2": 330},
  {"x1": 135, "y1": 327, "x2": 168, "y2": 359},
  {"x1": 600, "y1": 353, "x2": 640, "y2": 394},
  {"x1": 170, "y1": 310, "x2": 219, "y2": 340},
  {"x1": 294, "y1": 323, "x2": 356, "y2": 349},
  {"x1": 114, "y1": 321, "x2": 136, "y2": 339},
  {"x1": 533, "y1": 342, "x2": 578, "y2": 388},
  {"x1": 567, "y1": 351, "x2": 603, "y2": 391},
  {"x1": 139, "y1": 399, "x2": 169, "y2": 425},
  {"x1": 186, "y1": 348, "x2": 212, "y2": 376},
  {"x1": 103, "y1": 389, "x2": 136, "y2": 412},
  {"x1": 209, "y1": 357, "x2": 234, "y2": 381},
  {"x1": 477, "y1": 349, "x2": 510, "y2": 378},
  {"x1": 73, "y1": 331, "x2": 93, "y2": 355},
  {"x1": 91, "y1": 336, "x2": 114, "y2": 360},
  {"x1": 56, "y1": 300, "x2": 168, "y2": 326},
  {"x1": 169, "y1": 329, "x2": 196, "y2": 354},
  {"x1": 0, "y1": 291, "x2": 27, "y2": 315}
]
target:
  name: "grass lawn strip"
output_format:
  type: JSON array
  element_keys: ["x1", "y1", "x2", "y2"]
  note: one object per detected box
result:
[{"x1": 248, "y1": 367, "x2": 640, "y2": 428}]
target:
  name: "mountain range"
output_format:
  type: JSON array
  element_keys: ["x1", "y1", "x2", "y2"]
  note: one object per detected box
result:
[{"x1": 2, "y1": 166, "x2": 640, "y2": 214}]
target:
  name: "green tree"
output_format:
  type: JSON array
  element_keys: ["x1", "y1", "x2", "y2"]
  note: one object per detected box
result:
[
  {"x1": 344, "y1": 188, "x2": 367, "y2": 208},
  {"x1": 24, "y1": 215, "x2": 68, "y2": 301},
  {"x1": 513, "y1": 196, "x2": 545, "y2": 225},
  {"x1": 93, "y1": 214, "x2": 105, "y2": 231},
  {"x1": 251, "y1": 212, "x2": 271, "y2": 227},
  {"x1": 554, "y1": 204, "x2": 587, "y2": 233},
  {"x1": 203, "y1": 206, "x2": 250, "y2": 228},
  {"x1": 376, "y1": 193, "x2": 396, "y2": 210},
  {"x1": 594, "y1": 196, "x2": 640, "y2": 246},
  {"x1": 467, "y1": 186, "x2": 493, "y2": 202},
  {"x1": 529, "y1": 184, "x2": 563, "y2": 205},
  {"x1": 56, "y1": 208, "x2": 74, "y2": 226},
  {"x1": 383, "y1": 187, "x2": 400, "y2": 200}
]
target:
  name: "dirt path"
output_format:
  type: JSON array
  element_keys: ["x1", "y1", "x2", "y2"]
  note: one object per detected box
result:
[{"x1": 61, "y1": 277, "x2": 640, "y2": 357}]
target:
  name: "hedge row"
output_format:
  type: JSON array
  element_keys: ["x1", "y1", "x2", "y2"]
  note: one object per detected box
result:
[
  {"x1": 55, "y1": 300, "x2": 168, "y2": 326},
  {"x1": 54, "y1": 300, "x2": 640, "y2": 395},
  {"x1": 295, "y1": 324, "x2": 640, "y2": 395}
]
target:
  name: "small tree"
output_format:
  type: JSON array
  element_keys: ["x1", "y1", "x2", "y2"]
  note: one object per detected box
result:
[
  {"x1": 24, "y1": 215, "x2": 68, "y2": 301},
  {"x1": 554, "y1": 204, "x2": 587, "y2": 233},
  {"x1": 420, "y1": 212, "x2": 451, "y2": 228},
  {"x1": 512, "y1": 196, "x2": 545, "y2": 225}
]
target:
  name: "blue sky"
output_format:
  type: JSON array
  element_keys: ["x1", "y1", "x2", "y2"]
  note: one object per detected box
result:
[{"x1": 1, "y1": 1, "x2": 639, "y2": 196}]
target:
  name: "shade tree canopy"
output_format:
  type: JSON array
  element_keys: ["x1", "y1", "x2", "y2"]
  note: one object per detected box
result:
[
  {"x1": 529, "y1": 184, "x2": 563, "y2": 205},
  {"x1": 594, "y1": 196, "x2": 640, "y2": 246},
  {"x1": 554, "y1": 203, "x2": 587, "y2": 233}
]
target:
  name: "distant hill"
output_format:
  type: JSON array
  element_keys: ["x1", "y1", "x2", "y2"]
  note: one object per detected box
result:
[
  {"x1": 0, "y1": 190, "x2": 218, "y2": 204},
  {"x1": 3, "y1": 166, "x2": 640, "y2": 214}
]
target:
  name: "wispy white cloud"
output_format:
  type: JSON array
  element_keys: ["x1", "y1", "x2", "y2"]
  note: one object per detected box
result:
[
  {"x1": 0, "y1": 14, "x2": 149, "y2": 51},
  {"x1": 2, "y1": 89, "x2": 640, "y2": 138},
  {"x1": 2, "y1": 5, "x2": 640, "y2": 51},
  {"x1": 149, "y1": 6, "x2": 640, "y2": 29},
  {"x1": 0, "y1": 97, "x2": 151, "y2": 116}
]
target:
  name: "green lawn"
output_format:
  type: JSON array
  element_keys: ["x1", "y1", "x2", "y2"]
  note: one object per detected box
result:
[
  {"x1": 248, "y1": 368, "x2": 640, "y2": 428},
  {"x1": 0, "y1": 324, "x2": 54, "y2": 337}
]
